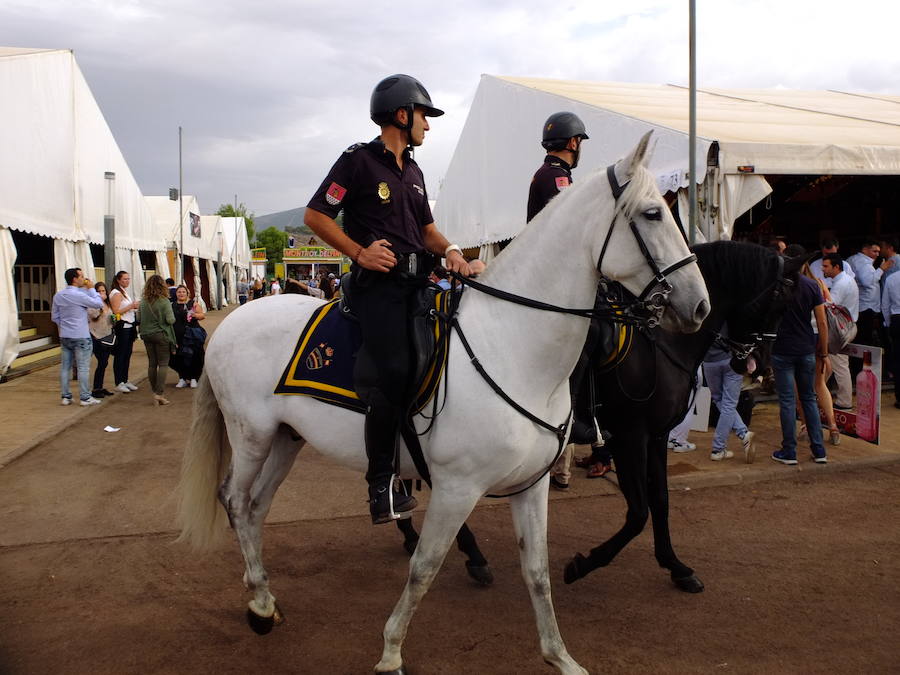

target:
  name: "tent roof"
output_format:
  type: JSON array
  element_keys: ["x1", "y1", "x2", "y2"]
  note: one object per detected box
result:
[
  {"x1": 499, "y1": 76, "x2": 900, "y2": 171},
  {"x1": 0, "y1": 47, "x2": 64, "y2": 59},
  {"x1": 435, "y1": 75, "x2": 900, "y2": 248},
  {"x1": 500, "y1": 77, "x2": 900, "y2": 145}
]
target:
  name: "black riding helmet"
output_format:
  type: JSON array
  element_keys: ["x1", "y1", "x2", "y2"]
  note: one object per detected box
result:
[
  {"x1": 541, "y1": 111, "x2": 589, "y2": 168},
  {"x1": 541, "y1": 111, "x2": 589, "y2": 149},
  {"x1": 370, "y1": 74, "x2": 444, "y2": 131}
]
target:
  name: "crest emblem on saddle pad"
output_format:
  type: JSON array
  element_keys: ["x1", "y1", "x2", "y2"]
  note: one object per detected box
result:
[
  {"x1": 305, "y1": 342, "x2": 335, "y2": 370},
  {"x1": 377, "y1": 182, "x2": 391, "y2": 203}
]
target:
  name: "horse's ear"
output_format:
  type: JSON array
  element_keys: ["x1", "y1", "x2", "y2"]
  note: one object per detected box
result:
[{"x1": 614, "y1": 130, "x2": 654, "y2": 185}]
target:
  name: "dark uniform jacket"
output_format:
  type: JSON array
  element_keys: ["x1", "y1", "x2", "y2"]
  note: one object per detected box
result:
[
  {"x1": 526, "y1": 154, "x2": 573, "y2": 222},
  {"x1": 307, "y1": 139, "x2": 433, "y2": 254}
]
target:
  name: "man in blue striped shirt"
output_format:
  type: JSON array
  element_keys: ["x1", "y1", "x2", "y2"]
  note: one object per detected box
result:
[
  {"x1": 50, "y1": 268, "x2": 104, "y2": 406},
  {"x1": 882, "y1": 268, "x2": 900, "y2": 409}
]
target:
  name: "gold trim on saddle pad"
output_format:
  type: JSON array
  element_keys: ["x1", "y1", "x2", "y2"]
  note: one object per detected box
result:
[{"x1": 274, "y1": 292, "x2": 451, "y2": 415}]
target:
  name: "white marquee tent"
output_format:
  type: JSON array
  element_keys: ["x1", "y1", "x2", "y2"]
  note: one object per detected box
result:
[
  {"x1": 0, "y1": 47, "x2": 164, "y2": 372},
  {"x1": 435, "y1": 75, "x2": 900, "y2": 252}
]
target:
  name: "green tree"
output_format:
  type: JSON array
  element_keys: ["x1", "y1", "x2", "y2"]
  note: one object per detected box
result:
[
  {"x1": 216, "y1": 203, "x2": 255, "y2": 244},
  {"x1": 255, "y1": 226, "x2": 288, "y2": 273}
]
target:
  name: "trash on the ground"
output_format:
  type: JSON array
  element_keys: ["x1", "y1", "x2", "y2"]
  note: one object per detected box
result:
[{"x1": 103, "y1": 425, "x2": 120, "y2": 432}]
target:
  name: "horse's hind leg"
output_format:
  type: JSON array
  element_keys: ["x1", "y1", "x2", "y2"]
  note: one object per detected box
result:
[
  {"x1": 510, "y1": 476, "x2": 586, "y2": 675},
  {"x1": 219, "y1": 425, "x2": 290, "y2": 632},
  {"x1": 375, "y1": 486, "x2": 482, "y2": 673},
  {"x1": 647, "y1": 437, "x2": 703, "y2": 592}
]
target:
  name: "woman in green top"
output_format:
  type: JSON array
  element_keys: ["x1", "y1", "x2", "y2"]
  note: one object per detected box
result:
[{"x1": 139, "y1": 274, "x2": 177, "y2": 405}]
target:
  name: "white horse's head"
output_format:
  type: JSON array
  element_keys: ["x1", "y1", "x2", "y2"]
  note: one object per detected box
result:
[{"x1": 588, "y1": 131, "x2": 710, "y2": 333}]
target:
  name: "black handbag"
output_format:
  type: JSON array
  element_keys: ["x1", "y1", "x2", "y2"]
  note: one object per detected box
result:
[{"x1": 99, "y1": 332, "x2": 117, "y2": 347}]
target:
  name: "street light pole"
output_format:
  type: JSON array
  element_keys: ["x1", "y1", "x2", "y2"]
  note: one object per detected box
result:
[
  {"x1": 688, "y1": 0, "x2": 698, "y2": 245},
  {"x1": 104, "y1": 172, "x2": 116, "y2": 283},
  {"x1": 179, "y1": 125, "x2": 184, "y2": 282}
]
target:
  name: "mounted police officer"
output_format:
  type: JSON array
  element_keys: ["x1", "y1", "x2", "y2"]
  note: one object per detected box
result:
[
  {"x1": 526, "y1": 111, "x2": 590, "y2": 222},
  {"x1": 305, "y1": 74, "x2": 471, "y2": 524}
]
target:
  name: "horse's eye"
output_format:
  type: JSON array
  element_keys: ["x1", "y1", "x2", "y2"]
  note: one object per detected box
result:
[{"x1": 643, "y1": 207, "x2": 662, "y2": 221}]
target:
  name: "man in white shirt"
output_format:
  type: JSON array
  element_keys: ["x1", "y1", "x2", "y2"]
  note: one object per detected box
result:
[
  {"x1": 880, "y1": 239, "x2": 900, "y2": 285},
  {"x1": 881, "y1": 263, "x2": 900, "y2": 409},
  {"x1": 269, "y1": 277, "x2": 281, "y2": 295},
  {"x1": 810, "y1": 238, "x2": 855, "y2": 288},
  {"x1": 847, "y1": 239, "x2": 893, "y2": 348},
  {"x1": 822, "y1": 254, "x2": 858, "y2": 409}
]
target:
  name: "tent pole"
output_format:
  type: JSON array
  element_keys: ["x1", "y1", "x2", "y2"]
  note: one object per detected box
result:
[
  {"x1": 104, "y1": 172, "x2": 116, "y2": 284},
  {"x1": 688, "y1": 0, "x2": 698, "y2": 245}
]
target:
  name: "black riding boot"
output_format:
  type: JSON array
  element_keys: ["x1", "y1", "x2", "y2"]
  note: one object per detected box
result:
[{"x1": 364, "y1": 396, "x2": 417, "y2": 524}]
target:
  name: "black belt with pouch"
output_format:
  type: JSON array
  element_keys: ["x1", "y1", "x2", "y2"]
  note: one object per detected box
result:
[{"x1": 393, "y1": 251, "x2": 435, "y2": 278}]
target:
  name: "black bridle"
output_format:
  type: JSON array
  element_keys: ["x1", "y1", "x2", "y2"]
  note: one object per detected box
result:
[
  {"x1": 599, "y1": 164, "x2": 698, "y2": 327},
  {"x1": 707, "y1": 254, "x2": 792, "y2": 361}
]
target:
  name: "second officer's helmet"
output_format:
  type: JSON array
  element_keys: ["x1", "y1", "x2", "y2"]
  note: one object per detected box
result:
[
  {"x1": 541, "y1": 111, "x2": 589, "y2": 150},
  {"x1": 370, "y1": 74, "x2": 444, "y2": 128}
]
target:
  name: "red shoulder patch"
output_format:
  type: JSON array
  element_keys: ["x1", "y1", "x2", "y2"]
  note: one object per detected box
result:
[
  {"x1": 555, "y1": 176, "x2": 570, "y2": 190},
  {"x1": 325, "y1": 182, "x2": 347, "y2": 206}
]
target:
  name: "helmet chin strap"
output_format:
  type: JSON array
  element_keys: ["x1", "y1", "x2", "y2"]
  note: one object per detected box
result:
[
  {"x1": 569, "y1": 138, "x2": 581, "y2": 169},
  {"x1": 391, "y1": 105, "x2": 415, "y2": 151}
]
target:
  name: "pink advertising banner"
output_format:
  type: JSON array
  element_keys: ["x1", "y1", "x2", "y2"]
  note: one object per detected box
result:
[{"x1": 821, "y1": 343, "x2": 882, "y2": 445}]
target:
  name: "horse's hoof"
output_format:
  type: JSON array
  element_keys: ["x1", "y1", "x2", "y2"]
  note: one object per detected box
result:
[
  {"x1": 564, "y1": 553, "x2": 587, "y2": 585},
  {"x1": 246, "y1": 607, "x2": 275, "y2": 635},
  {"x1": 403, "y1": 537, "x2": 419, "y2": 557},
  {"x1": 465, "y1": 561, "x2": 494, "y2": 586},
  {"x1": 375, "y1": 665, "x2": 407, "y2": 674},
  {"x1": 672, "y1": 573, "x2": 705, "y2": 593}
]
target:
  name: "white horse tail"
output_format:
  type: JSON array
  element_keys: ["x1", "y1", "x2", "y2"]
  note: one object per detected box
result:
[{"x1": 176, "y1": 372, "x2": 231, "y2": 549}]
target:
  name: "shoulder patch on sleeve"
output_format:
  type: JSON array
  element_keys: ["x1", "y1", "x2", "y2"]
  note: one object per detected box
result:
[
  {"x1": 344, "y1": 142, "x2": 365, "y2": 154},
  {"x1": 555, "y1": 176, "x2": 570, "y2": 189}
]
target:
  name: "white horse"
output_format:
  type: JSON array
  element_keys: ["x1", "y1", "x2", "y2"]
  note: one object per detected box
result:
[{"x1": 177, "y1": 132, "x2": 710, "y2": 674}]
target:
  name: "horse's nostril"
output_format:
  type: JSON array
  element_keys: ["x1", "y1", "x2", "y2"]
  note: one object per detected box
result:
[{"x1": 694, "y1": 298, "x2": 710, "y2": 323}]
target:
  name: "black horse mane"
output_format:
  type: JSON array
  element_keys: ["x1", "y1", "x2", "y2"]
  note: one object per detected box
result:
[{"x1": 693, "y1": 240, "x2": 776, "y2": 305}]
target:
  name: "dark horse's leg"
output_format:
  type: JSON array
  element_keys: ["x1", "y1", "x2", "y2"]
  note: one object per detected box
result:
[
  {"x1": 395, "y1": 481, "x2": 493, "y2": 586},
  {"x1": 646, "y1": 436, "x2": 704, "y2": 593},
  {"x1": 564, "y1": 433, "x2": 650, "y2": 584}
]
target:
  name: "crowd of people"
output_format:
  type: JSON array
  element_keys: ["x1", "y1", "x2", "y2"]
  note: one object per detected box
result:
[{"x1": 51, "y1": 269, "x2": 208, "y2": 407}]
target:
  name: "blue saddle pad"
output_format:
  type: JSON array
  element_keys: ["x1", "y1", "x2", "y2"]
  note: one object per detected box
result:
[{"x1": 274, "y1": 294, "x2": 451, "y2": 414}]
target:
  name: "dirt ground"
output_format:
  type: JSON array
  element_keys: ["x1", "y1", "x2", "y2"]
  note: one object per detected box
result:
[{"x1": 1, "y1": 379, "x2": 899, "y2": 675}]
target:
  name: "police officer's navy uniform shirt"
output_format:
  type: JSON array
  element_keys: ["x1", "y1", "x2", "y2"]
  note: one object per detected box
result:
[
  {"x1": 527, "y1": 155, "x2": 573, "y2": 222},
  {"x1": 307, "y1": 139, "x2": 432, "y2": 254}
]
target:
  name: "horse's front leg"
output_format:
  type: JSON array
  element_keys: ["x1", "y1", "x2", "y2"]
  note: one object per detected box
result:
[
  {"x1": 564, "y1": 438, "x2": 649, "y2": 584},
  {"x1": 376, "y1": 486, "x2": 482, "y2": 673},
  {"x1": 510, "y1": 475, "x2": 587, "y2": 675},
  {"x1": 646, "y1": 437, "x2": 704, "y2": 593}
]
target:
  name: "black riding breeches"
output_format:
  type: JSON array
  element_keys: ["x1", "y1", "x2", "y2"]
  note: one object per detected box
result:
[{"x1": 352, "y1": 270, "x2": 425, "y2": 484}]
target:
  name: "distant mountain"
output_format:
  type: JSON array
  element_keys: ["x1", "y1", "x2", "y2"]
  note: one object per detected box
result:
[{"x1": 255, "y1": 207, "x2": 311, "y2": 234}]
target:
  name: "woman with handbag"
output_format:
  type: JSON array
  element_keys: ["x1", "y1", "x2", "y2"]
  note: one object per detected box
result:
[
  {"x1": 171, "y1": 285, "x2": 207, "y2": 389},
  {"x1": 138, "y1": 275, "x2": 177, "y2": 406},
  {"x1": 87, "y1": 281, "x2": 117, "y2": 399},
  {"x1": 109, "y1": 270, "x2": 141, "y2": 393}
]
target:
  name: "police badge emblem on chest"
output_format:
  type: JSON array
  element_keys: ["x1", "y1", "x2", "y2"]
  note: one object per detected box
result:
[{"x1": 377, "y1": 181, "x2": 391, "y2": 203}]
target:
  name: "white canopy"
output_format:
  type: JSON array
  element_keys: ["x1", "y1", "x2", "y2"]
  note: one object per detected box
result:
[
  {"x1": 0, "y1": 47, "x2": 159, "y2": 251},
  {"x1": 435, "y1": 75, "x2": 900, "y2": 247}
]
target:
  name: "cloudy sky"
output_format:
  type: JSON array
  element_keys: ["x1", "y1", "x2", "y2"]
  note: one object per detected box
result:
[{"x1": 4, "y1": 0, "x2": 900, "y2": 218}]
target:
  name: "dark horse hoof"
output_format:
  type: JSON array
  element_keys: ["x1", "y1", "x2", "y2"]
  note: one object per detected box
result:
[
  {"x1": 564, "y1": 553, "x2": 588, "y2": 585},
  {"x1": 376, "y1": 666, "x2": 408, "y2": 675},
  {"x1": 672, "y1": 573, "x2": 705, "y2": 593},
  {"x1": 246, "y1": 602, "x2": 285, "y2": 635},
  {"x1": 403, "y1": 537, "x2": 419, "y2": 557},
  {"x1": 465, "y1": 561, "x2": 494, "y2": 586}
]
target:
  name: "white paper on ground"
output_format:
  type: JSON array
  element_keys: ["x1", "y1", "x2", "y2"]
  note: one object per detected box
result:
[{"x1": 103, "y1": 425, "x2": 120, "y2": 432}]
